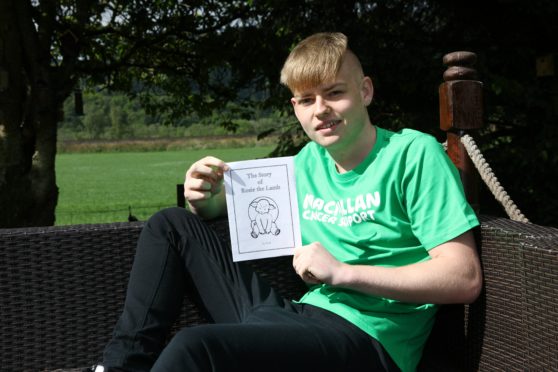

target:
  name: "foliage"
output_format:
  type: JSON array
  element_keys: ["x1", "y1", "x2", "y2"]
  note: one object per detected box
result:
[
  {"x1": 59, "y1": 90, "x2": 285, "y2": 141},
  {"x1": 2, "y1": 0, "x2": 557, "y2": 226},
  {"x1": 120, "y1": 0, "x2": 558, "y2": 224},
  {"x1": 430, "y1": 1, "x2": 558, "y2": 226}
]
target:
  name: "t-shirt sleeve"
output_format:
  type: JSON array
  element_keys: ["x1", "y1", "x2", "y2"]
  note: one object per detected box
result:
[{"x1": 401, "y1": 135, "x2": 479, "y2": 250}]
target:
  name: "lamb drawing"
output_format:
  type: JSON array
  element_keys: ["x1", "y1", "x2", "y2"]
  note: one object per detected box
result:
[{"x1": 248, "y1": 197, "x2": 280, "y2": 238}]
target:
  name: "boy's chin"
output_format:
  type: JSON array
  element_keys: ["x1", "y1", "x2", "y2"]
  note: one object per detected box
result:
[{"x1": 313, "y1": 136, "x2": 341, "y2": 148}]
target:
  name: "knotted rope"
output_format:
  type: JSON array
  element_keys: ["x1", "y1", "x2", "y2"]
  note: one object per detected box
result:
[{"x1": 443, "y1": 135, "x2": 530, "y2": 223}]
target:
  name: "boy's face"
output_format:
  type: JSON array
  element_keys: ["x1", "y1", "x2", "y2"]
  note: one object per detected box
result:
[{"x1": 290, "y1": 55, "x2": 373, "y2": 152}]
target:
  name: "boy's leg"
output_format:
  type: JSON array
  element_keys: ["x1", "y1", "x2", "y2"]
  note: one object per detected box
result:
[
  {"x1": 101, "y1": 207, "x2": 290, "y2": 371},
  {"x1": 152, "y1": 304, "x2": 399, "y2": 372}
]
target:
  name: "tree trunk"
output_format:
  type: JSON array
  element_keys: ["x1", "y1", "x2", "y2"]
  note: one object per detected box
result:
[{"x1": 0, "y1": 0, "x2": 59, "y2": 227}]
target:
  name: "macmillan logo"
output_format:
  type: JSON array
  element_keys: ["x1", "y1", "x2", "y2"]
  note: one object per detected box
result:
[{"x1": 301, "y1": 192, "x2": 380, "y2": 227}]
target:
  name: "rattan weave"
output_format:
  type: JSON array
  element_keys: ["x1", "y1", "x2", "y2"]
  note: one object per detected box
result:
[{"x1": 0, "y1": 216, "x2": 556, "y2": 371}]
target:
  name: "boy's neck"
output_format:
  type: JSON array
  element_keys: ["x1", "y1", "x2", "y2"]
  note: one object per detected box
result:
[{"x1": 329, "y1": 124, "x2": 377, "y2": 174}]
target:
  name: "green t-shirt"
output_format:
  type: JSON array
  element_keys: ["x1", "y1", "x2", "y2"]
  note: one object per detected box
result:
[{"x1": 294, "y1": 126, "x2": 479, "y2": 372}]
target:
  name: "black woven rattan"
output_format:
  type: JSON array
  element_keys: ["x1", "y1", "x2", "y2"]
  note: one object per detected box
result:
[{"x1": 1, "y1": 216, "x2": 556, "y2": 371}]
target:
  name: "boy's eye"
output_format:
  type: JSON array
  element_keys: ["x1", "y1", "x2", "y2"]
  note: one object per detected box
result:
[
  {"x1": 298, "y1": 97, "x2": 314, "y2": 106},
  {"x1": 328, "y1": 90, "x2": 344, "y2": 97}
]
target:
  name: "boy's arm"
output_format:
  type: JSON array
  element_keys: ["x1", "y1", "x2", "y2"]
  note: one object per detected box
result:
[
  {"x1": 184, "y1": 156, "x2": 228, "y2": 220},
  {"x1": 293, "y1": 229, "x2": 483, "y2": 304}
]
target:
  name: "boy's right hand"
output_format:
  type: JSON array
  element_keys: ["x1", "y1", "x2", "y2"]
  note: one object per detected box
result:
[{"x1": 184, "y1": 156, "x2": 229, "y2": 219}]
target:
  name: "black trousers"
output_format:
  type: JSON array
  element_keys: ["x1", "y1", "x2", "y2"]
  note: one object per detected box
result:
[{"x1": 101, "y1": 207, "x2": 399, "y2": 371}]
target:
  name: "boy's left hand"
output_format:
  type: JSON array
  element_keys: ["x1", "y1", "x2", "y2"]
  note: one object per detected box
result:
[{"x1": 293, "y1": 242, "x2": 345, "y2": 285}]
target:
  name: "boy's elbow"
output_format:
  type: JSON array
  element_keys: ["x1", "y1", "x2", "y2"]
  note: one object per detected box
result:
[{"x1": 462, "y1": 270, "x2": 483, "y2": 304}]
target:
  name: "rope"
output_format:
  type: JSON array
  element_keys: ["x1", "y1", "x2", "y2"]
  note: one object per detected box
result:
[{"x1": 444, "y1": 135, "x2": 529, "y2": 223}]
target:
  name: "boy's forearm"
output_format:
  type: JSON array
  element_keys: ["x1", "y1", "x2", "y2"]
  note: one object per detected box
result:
[{"x1": 332, "y1": 232, "x2": 482, "y2": 304}]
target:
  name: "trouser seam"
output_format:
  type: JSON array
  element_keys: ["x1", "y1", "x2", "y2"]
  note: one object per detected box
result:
[{"x1": 131, "y1": 237, "x2": 173, "y2": 348}]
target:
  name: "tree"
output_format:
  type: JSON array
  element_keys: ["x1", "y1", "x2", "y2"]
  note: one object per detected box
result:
[
  {"x1": 0, "y1": 0, "x2": 252, "y2": 227},
  {"x1": 1, "y1": 0, "x2": 556, "y2": 227},
  {"x1": 243, "y1": 0, "x2": 558, "y2": 226}
]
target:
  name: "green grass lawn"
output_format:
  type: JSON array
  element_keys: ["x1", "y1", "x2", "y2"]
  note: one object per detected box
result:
[{"x1": 56, "y1": 145, "x2": 274, "y2": 225}]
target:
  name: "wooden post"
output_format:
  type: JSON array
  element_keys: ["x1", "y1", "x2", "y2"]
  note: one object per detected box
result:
[
  {"x1": 439, "y1": 51, "x2": 484, "y2": 212},
  {"x1": 177, "y1": 184, "x2": 186, "y2": 208}
]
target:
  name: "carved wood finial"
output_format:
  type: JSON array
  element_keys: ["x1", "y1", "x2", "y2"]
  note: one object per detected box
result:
[
  {"x1": 439, "y1": 51, "x2": 483, "y2": 212},
  {"x1": 439, "y1": 50, "x2": 483, "y2": 131},
  {"x1": 443, "y1": 51, "x2": 478, "y2": 81}
]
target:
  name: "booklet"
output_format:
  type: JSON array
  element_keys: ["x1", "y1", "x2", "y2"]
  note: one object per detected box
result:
[{"x1": 223, "y1": 156, "x2": 301, "y2": 262}]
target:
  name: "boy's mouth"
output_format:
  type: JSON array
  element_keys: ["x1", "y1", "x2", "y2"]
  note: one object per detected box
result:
[{"x1": 316, "y1": 119, "x2": 341, "y2": 131}]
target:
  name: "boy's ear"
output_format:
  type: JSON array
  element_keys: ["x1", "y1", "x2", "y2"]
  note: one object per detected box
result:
[
  {"x1": 290, "y1": 97, "x2": 297, "y2": 107},
  {"x1": 362, "y1": 76, "x2": 374, "y2": 106}
]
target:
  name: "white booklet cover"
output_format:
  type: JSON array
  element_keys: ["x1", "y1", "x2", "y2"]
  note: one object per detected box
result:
[{"x1": 224, "y1": 156, "x2": 301, "y2": 262}]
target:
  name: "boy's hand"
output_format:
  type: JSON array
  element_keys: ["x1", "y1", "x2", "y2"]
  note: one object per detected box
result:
[
  {"x1": 184, "y1": 156, "x2": 228, "y2": 218},
  {"x1": 293, "y1": 242, "x2": 346, "y2": 285}
]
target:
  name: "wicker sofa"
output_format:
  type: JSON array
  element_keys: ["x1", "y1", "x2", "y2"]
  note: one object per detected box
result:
[{"x1": 1, "y1": 215, "x2": 557, "y2": 371}]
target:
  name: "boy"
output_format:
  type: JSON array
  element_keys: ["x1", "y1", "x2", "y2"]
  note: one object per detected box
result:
[{"x1": 92, "y1": 32, "x2": 481, "y2": 372}]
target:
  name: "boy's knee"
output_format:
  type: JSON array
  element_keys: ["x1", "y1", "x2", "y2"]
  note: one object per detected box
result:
[
  {"x1": 149, "y1": 207, "x2": 190, "y2": 223},
  {"x1": 155, "y1": 326, "x2": 219, "y2": 369},
  {"x1": 170, "y1": 326, "x2": 212, "y2": 350},
  {"x1": 146, "y1": 207, "x2": 198, "y2": 232},
  {"x1": 140, "y1": 208, "x2": 197, "y2": 248}
]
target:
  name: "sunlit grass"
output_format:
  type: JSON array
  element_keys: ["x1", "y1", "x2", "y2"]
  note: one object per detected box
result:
[{"x1": 56, "y1": 145, "x2": 273, "y2": 225}]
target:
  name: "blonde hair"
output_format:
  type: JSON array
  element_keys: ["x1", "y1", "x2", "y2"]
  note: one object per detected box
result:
[{"x1": 280, "y1": 32, "x2": 355, "y2": 93}]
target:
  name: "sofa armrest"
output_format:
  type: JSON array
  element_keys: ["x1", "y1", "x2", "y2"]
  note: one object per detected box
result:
[{"x1": 466, "y1": 216, "x2": 558, "y2": 370}]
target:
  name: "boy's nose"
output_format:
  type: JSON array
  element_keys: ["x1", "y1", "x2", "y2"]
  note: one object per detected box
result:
[{"x1": 315, "y1": 96, "x2": 331, "y2": 117}]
